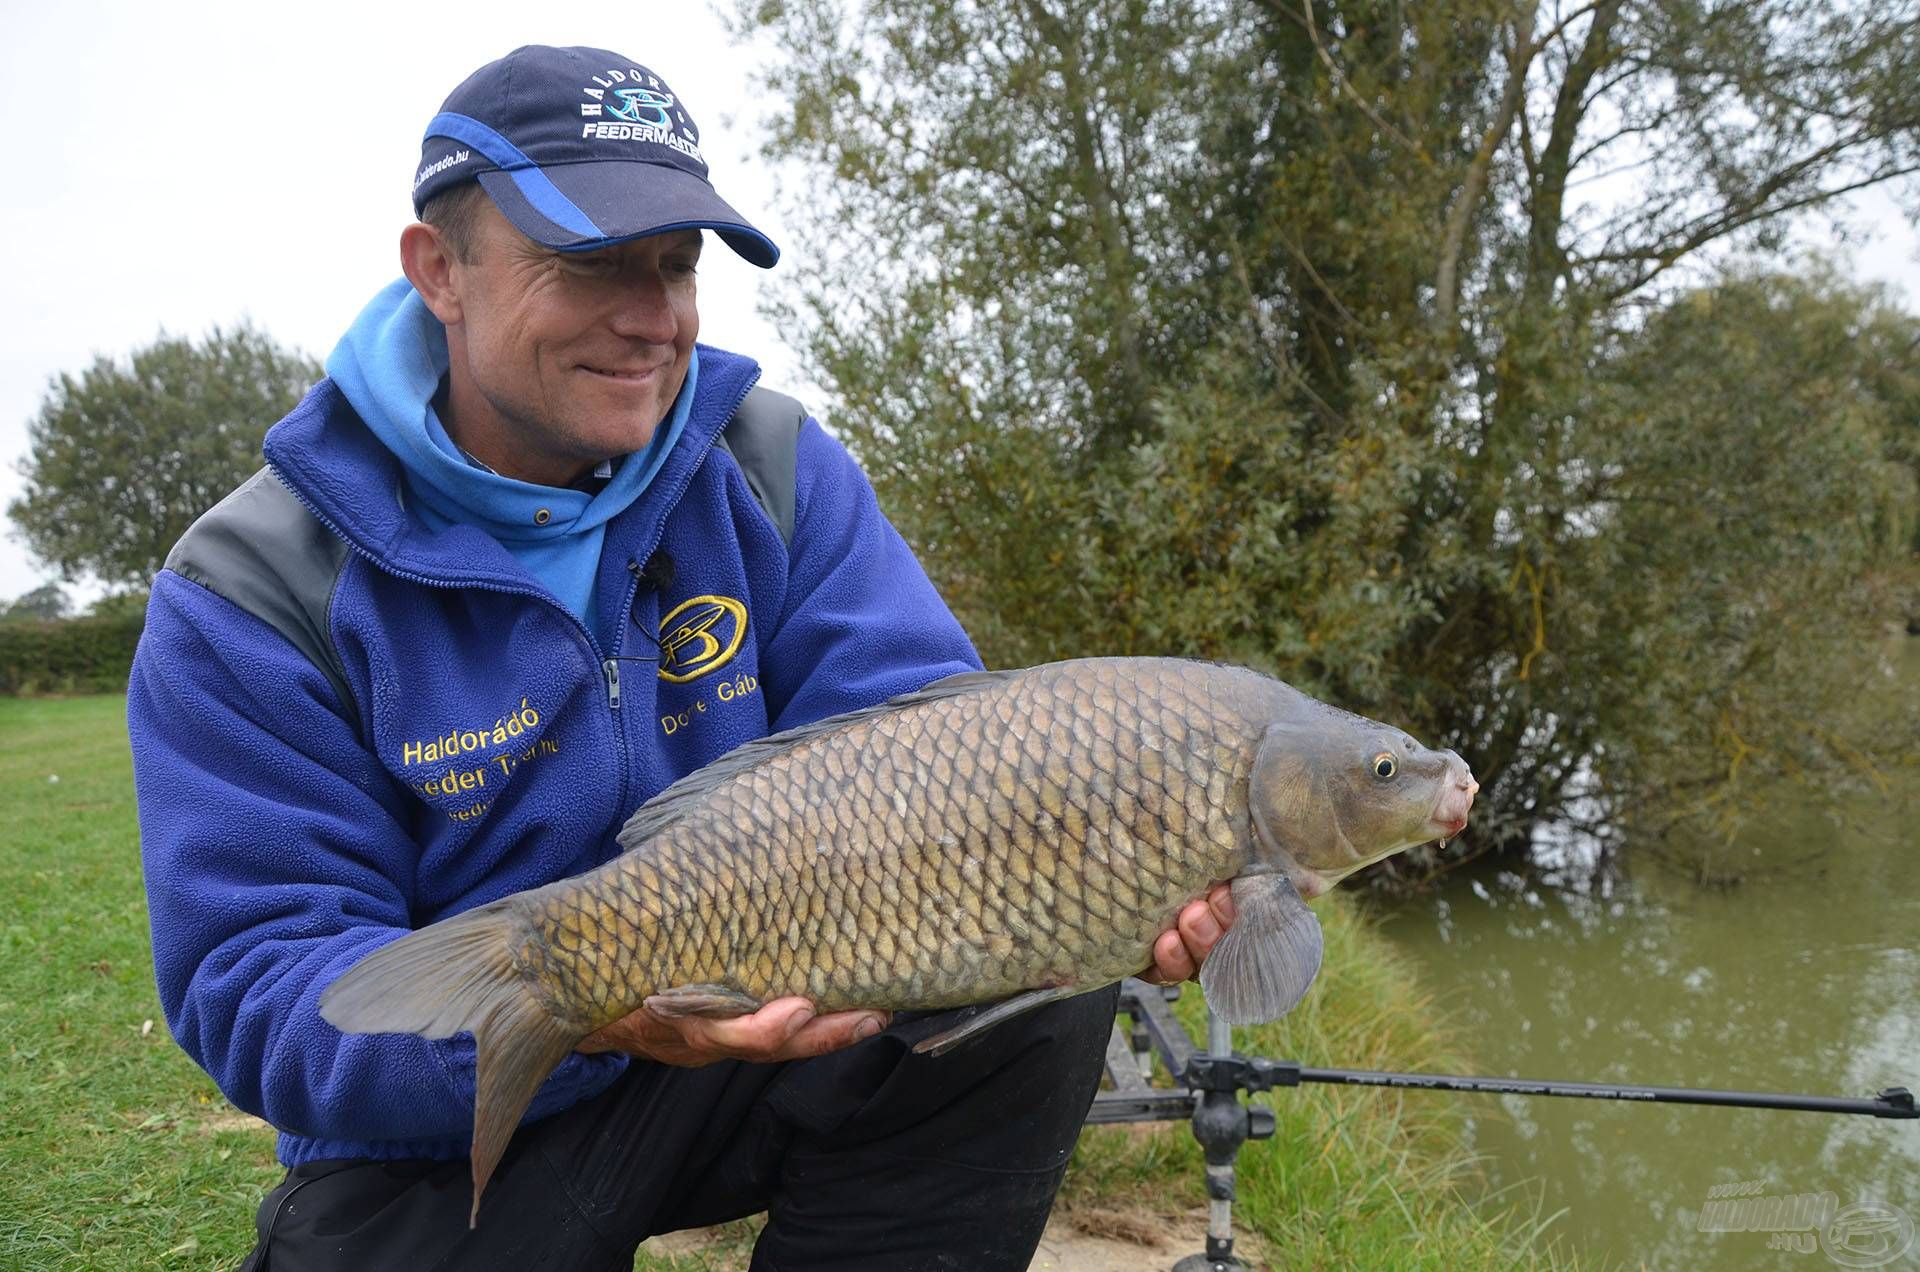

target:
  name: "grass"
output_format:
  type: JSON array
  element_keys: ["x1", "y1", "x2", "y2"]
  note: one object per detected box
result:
[
  {"x1": 0, "y1": 695, "x2": 282, "y2": 1270},
  {"x1": 2, "y1": 694, "x2": 1578, "y2": 1270}
]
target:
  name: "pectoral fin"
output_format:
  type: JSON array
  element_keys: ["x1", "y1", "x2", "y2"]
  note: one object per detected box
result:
[{"x1": 1197, "y1": 874, "x2": 1324, "y2": 1026}]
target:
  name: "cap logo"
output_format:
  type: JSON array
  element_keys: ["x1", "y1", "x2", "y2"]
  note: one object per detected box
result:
[
  {"x1": 578, "y1": 68, "x2": 703, "y2": 160},
  {"x1": 607, "y1": 87, "x2": 672, "y2": 127}
]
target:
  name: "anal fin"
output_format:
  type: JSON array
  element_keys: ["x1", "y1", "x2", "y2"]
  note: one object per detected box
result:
[
  {"x1": 912, "y1": 984, "x2": 1086, "y2": 1057},
  {"x1": 1197, "y1": 874, "x2": 1324, "y2": 1026}
]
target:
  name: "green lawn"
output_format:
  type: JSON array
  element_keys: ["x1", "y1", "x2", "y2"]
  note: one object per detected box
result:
[
  {"x1": 1, "y1": 695, "x2": 1576, "y2": 1270},
  {"x1": 0, "y1": 695, "x2": 281, "y2": 1270}
]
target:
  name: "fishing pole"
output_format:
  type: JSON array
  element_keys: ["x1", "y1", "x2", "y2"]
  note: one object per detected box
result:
[{"x1": 1184, "y1": 1054, "x2": 1918, "y2": 1119}]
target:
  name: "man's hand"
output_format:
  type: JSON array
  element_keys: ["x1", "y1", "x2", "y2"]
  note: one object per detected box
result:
[
  {"x1": 577, "y1": 997, "x2": 889, "y2": 1067},
  {"x1": 1145, "y1": 882, "x2": 1235, "y2": 986}
]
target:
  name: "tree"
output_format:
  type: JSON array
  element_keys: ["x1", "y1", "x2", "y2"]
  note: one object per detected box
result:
[
  {"x1": 0, "y1": 582, "x2": 72, "y2": 623},
  {"x1": 735, "y1": 0, "x2": 1920, "y2": 878},
  {"x1": 8, "y1": 324, "x2": 321, "y2": 590}
]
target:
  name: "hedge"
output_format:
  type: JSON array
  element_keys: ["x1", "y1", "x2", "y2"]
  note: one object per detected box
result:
[{"x1": 0, "y1": 614, "x2": 145, "y2": 695}]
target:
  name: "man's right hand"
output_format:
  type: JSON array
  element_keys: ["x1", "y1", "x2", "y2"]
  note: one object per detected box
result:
[{"x1": 577, "y1": 997, "x2": 890, "y2": 1067}]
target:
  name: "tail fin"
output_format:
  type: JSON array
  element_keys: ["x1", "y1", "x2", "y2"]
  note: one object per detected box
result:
[{"x1": 319, "y1": 900, "x2": 582, "y2": 1226}]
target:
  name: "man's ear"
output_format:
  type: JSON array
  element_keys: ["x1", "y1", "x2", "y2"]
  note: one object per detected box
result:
[{"x1": 400, "y1": 222, "x2": 464, "y2": 326}]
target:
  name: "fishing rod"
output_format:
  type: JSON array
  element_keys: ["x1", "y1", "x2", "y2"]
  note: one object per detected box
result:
[
  {"x1": 1091, "y1": 977, "x2": 1918, "y2": 1123},
  {"x1": 1261, "y1": 1061, "x2": 1916, "y2": 1118},
  {"x1": 1089, "y1": 980, "x2": 1915, "y2": 1272}
]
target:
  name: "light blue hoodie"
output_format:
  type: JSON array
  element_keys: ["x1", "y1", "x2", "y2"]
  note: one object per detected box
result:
[{"x1": 325, "y1": 278, "x2": 694, "y2": 636}]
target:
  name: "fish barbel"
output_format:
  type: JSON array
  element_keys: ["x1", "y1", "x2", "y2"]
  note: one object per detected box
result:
[{"x1": 320, "y1": 656, "x2": 1476, "y2": 1219}]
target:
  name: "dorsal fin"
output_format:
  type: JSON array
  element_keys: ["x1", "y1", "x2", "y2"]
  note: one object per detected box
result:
[{"x1": 616, "y1": 668, "x2": 1019, "y2": 850}]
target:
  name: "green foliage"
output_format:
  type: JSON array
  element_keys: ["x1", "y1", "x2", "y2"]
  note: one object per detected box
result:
[
  {"x1": 86, "y1": 589, "x2": 153, "y2": 621},
  {"x1": 0, "y1": 582, "x2": 72, "y2": 623},
  {"x1": 1567, "y1": 270, "x2": 1920, "y2": 842},
  {"x1": 0, "y1": 613, "x2": 145, "y2": 696},
  {"x1": 8, "y1": 324, "x2": 320, "y2": 591},
  {"x1": 737, "y1": 0, "x2": 1920, "y2": 874}
]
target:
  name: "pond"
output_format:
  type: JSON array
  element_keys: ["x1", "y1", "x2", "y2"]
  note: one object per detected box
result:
[{"x1": 1370, "y1": 651, "x2": 1920, "y2": 1269}]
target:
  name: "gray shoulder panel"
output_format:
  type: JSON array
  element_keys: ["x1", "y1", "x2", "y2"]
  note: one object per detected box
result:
[
  {"x1": 714, "y1": 386, "x2": 805, "y2": 546},
  {"x1": 165, "y1": 467, "x2": 356, "y2": 721}
]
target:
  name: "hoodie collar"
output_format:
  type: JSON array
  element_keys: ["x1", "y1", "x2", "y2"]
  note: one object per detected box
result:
[{"x1": 321, "y1": 278, "x2": 696, "y2": 546}]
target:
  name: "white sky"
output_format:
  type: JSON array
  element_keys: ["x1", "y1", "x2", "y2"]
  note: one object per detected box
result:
[
  {"x1": 1, "y1": 2, "x2": 1917, "y2": 605},
  {"x1": 0, "y1": 1, "x2": 809, "y2": 603}
]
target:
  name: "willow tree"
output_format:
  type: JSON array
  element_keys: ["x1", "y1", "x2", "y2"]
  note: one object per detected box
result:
[{"x1": 734, "y1": 0, "x2": 1920, "y2": 876}]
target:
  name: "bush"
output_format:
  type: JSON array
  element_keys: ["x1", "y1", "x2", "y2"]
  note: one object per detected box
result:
[{"x1": 0, "y1": 613, "x2": 145, "y2": 695}]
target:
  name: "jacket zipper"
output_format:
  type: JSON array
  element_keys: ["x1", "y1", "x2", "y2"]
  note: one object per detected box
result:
[{"x1": 265, "y1": 461, "x2": 627, "y2": 784}]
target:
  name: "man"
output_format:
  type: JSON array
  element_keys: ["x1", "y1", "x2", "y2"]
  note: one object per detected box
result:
[{"x1": 131, "y1": 45, "x2": 1231, "y2": 1270}]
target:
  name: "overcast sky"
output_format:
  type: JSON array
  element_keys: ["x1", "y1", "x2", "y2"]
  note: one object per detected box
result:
[
  {"x1": 2, "y1": 2, "x2": 1917, "y2": 605},
  {"x1": 0, "y1": 1, "x2": 808, "y2": 603}
]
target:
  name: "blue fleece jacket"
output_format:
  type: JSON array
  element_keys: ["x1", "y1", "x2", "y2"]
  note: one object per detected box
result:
[
  {"x1": 129, "y1": 339, "x2": 980, "y2": 1169},
  {"x1": 324, "y1": 278, "x2": 695, "y2": 634}
]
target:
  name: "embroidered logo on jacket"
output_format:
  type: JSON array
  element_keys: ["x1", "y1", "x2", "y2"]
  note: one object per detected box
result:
[{"x1": 657, "y1": 595, "x2": 748, "y2": 683}]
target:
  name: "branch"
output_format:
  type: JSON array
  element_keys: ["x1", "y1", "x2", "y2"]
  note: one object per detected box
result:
[
  {"x1": 1523, "y1": 0, "x2": 1625, "y2": 307},
  {"x1": 1284, "y1": 0, "x2": 1433, "y2": 165},
  {"x1": 1590, "y1": 161, "x2": 1920, "y2": 302},
  {"x1": 1435, "y1": 5, "x2": 1538, "y2": 331}
]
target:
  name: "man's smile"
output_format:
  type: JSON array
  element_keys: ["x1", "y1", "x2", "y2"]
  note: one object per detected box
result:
[{"x1": 579, "y1": 363, "x2": 665, "y2": 382}]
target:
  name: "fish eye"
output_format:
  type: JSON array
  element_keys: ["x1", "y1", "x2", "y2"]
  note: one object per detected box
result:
[{"x1": 1371, "y1": 752, "x2": 1397, "y2": 779}]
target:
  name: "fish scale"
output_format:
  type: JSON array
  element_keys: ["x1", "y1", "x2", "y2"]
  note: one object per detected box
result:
[
  {"x1": 517, "y1": 658, "x2": 1265, "y2": 1024},
  {"x1": 321, "y1": 655, "x2": 1478, "y2": 1224}
]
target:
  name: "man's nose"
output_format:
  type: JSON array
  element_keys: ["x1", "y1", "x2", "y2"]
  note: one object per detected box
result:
[{"x1": 608, "y1": 276, "x2": 681, "y2": 342}]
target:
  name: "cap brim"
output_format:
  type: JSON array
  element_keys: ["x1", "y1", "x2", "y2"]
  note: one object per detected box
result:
[{"x1": 477, "y1": 163, "x2": 779, "y2": 268}]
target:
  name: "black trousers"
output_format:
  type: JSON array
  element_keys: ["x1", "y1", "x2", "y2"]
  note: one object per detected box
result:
[{"x1": 239, "y1": 984, "x2": 1118, "y2": 1272}]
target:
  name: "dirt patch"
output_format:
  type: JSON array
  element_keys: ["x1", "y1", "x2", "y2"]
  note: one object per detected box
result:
[
  {"x1": 641, "y1": 1208, "x2": 1265, "y2": 1271},
  {"x1": 197, "y1": 1110, "x2": 270, "y2": 1134}
]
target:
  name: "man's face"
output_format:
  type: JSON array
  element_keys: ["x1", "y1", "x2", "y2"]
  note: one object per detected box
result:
[{"x1": 440, "y1": 201, "x2": 701, "y2": 485}]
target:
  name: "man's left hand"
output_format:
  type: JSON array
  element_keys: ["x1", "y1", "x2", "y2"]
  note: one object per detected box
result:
[{"x1": 1145, "y1": 882, "x2": 1234, "y2": 985}]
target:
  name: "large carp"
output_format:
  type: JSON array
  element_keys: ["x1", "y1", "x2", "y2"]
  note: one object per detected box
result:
[{"x1": 321, "y1": 656, "x2": 1476, "y2": 1218}]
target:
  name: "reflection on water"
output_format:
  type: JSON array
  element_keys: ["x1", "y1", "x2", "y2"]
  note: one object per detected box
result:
[{"x1": 1371, "y1": 751, "x2": 1920, "y2": 1268}]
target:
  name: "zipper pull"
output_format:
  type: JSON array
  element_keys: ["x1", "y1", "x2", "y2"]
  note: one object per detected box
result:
[{"x1": 603, "y1": 658, "x2": 621, "y2": 710}]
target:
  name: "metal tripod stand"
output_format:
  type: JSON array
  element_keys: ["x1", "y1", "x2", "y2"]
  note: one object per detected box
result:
[{"x1": 1085, "y1": 978, "x2": 1269, "y2": 1271}]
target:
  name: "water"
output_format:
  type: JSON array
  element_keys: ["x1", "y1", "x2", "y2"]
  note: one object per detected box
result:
[{"x1": 1371, "y1": 697, "x2": 1920, "y2": 1267}]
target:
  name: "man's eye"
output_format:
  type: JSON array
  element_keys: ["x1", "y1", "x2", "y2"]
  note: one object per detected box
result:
[{"x1": 557, "y1": 254, "x2": 618, "y2": 277}]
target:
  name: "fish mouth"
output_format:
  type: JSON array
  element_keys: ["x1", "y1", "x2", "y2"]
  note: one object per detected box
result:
[{"x1": 1426, "y1": 757, "x2": 1479, "y2": 840}]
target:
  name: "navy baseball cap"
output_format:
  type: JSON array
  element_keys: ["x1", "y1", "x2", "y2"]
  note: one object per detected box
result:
[{"x1": 410, "y1": 45, "x2": 778, "y2": 268}]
